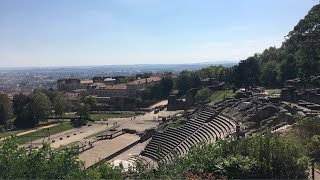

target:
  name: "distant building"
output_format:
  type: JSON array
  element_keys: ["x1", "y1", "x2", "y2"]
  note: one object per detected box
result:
[
  {"x1": 88, "y1": 77, "x2": 161, "y2": 97},
  {"x1": 80, "y1": 80, "x2": 94, "y2": 89},
  {"x1": 57, "y1": 79, "x2": 80, "y2": 91},
  {"x1": 93, "y1": 77, "x2": 116, "y2": 85},
  {"x1": 88, "y1": 83, "x2": 129, "y2": 97},
  {"x1": 57, "y1": 79, "x2": 93, "y2": 91},
  {"x1": 104, "y1": 78, "x2": 116, "y2": 85}
]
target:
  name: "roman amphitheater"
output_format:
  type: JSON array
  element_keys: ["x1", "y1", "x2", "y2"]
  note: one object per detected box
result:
[{"x1": 23, "y1": 99, "x2": 237, "y2": 170}]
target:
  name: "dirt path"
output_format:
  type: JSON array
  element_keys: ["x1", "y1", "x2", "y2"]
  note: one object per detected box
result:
[
  {"x1": 0, "y1": 123, "x2": 58, "y2": 142},
  {"x1": 16, "y1": 124, "x2": 58, "y2": 136}
]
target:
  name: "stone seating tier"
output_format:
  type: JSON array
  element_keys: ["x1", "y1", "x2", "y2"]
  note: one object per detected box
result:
[{"x1": 142, "y1": 109, "x2": 235, "y2": 162}]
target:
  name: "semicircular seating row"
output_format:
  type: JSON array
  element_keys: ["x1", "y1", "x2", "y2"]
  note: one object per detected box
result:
[{"x1": 140, "y1": 108, "x2": 236, "y2": 163}]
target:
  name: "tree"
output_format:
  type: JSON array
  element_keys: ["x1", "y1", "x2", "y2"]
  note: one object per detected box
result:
[
  {"x1": 195, "y1": 88, "x2": 212, "y2": 102},
  {"x1": 13, "y1": 92, "x2": 51, "y2": 128},
  {"x1": 176, "y1": 71, "x2": 201, "y2": 95},
  {"x1": 279, "y1": 54, "x2": 298, "y2": 83},
  {"x1": 76, "y1": 103, "x2": 90, "y2": 120},
  {"x1": 261, "y1": 61, "x2": 279, "y2": 88},
  {"x1": 13, "y1": 93, "x2": 35, "y2": 128},
  {"x1": 140, "y1": 76, "x2": 174, "y2": 100},
  {"x1": 283, "y1": 4, "x2": 320, "y2": 79},
  {"x1": 0, "y1": 93, "x2": 13, "y2": 126},
  {"x1": 29, "y1": 92, "x2": 51, "y2": 123},
  {"x1": 234, "y1": 57, "x2": 261, "y2": 88},
  {"x1": 0, "y1": 136, "x2": 124, "y2": 179},
  {"x1": 160, "y1": 76, "x2": 174, "y2": 98},
  {"x1": 82, "y1": 96, "x2": 97, "y2": 110},
  {"x1": 53, "y1": 93, "x2": 70, "y2": 118}
]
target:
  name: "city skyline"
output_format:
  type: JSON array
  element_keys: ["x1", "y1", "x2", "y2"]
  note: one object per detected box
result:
[{"x1": 0, "y1": 0, "x2": 317, "y2": 67}]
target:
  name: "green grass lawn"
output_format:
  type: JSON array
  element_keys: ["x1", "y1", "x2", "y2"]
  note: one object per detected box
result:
[
  {"x1": 209, "y1": 90, "x2": 235, "y2": 105},
  {"x1": 63, "y1": 112, "x2": 135, "y2": 120},
  {"x1": 0, "y1": 120, "x2": 74, "y2": 139},
  {"x1": 0, "y1": 129, "x2": 31, "y2": 138},
  {"x1": 16, "y1": 122, "x2": 75, "y2": 145}
]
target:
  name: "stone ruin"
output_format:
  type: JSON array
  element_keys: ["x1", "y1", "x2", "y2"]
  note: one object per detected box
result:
[
  {"x1": 214, "y1": 89, "x2": 298, "y2": 135},
  {"x1": 281, "y1": 76, "x2": 320, "y2": 110},
  {"x1": 167, "y1": 88, "x2": 198, "y2": 111}
]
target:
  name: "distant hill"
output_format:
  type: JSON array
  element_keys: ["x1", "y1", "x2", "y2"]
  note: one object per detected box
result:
[{"x1": 0, "y1": 61, "x2": 237, "y2": 74}]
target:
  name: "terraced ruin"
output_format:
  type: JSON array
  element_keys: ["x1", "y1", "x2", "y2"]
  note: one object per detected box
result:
[{"x1": 140, "y1": 107, "x2": 236, "y2": 163}]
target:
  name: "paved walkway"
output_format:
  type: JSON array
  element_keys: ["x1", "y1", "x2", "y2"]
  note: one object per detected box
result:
[
  {"x1": 29, "y1": 123, "x2": 114, "y2": 148},
  {"x1": 79, "y1": 134, "x2": 140, "y2": 168},
  {"x1": 109, "y1": 139, "x2": 151, "y2": 162},
  {"x1": 79, "y1": 108, "x2": 182, "y2": 167},
  {"x1": 24, "y1": 100, "x2": 183, "y2": 167}
]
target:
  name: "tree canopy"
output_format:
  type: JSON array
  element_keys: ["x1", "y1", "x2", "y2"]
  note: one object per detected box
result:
[
  {"x1": 13, "y1": 92, "x2": 51, "y2": 128},
  {"x1": 0, "y1": 93, "x2": 13, "y2": 126}
]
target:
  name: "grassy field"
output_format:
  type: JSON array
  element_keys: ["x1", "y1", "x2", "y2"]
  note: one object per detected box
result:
[
  {"x1": 63, "y1": 112, "x2": 135, "y2": 120},
  {"x1": 209, "y1": 90, "x2": 235, "y2": 105},
  {"x1": 0, "y1": 119, "x2": 72, "y2": 139},
  {"x1": 0, "y1": 129, "x2": 31, "y2": 139},
  {"x1": 16, "y1": 122, "x2": 75, "y2": 145}
]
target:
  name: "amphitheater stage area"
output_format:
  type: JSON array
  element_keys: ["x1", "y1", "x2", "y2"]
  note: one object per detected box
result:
[{"x1": 79, "y1": 133, "x2": 140, "y2": 168}]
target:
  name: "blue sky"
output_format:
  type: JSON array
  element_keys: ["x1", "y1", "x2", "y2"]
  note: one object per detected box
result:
[{"x1": 0, "y1": 0, "x2": 317, "y2": 67}]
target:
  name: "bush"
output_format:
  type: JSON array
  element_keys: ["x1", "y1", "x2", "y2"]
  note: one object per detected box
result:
[{"x1": 135, "y1": 131, "x2": 309, "y2": 179}]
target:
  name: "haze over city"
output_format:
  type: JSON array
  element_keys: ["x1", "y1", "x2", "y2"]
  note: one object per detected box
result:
[{"x1": 0, "y1": 0, "x2": 316, "y2": 67}]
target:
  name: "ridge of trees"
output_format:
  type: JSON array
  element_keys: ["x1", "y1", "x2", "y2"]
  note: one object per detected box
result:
[{"x1": 175, "y1": 4, "x2": 320, "y2": 93}]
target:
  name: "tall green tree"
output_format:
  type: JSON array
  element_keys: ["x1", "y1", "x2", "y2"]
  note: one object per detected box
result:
[
  {"x1": 82, "y1": 96, "x2": 97, "y2": 110},
  {"x1": 234, "y1": 57, "x2": 261, "y2": 88},
  {"x1": 176, "y1": 71, "x2": 201, "y2": 95},
  {"x1": 0, "y1": 93, "x2": 13, "y2": 126},
  {"x1": 13, "y1": 92, "x2": 51, "y2": 128},
  {"x1": 279, "y1": 54, "x2": 298, "y2": 82},
  {"x1": 261, "y1": 61, "x2": 279, "y2": 88},
  {"x1": 13, "y1": 93, "x2": 35, "y2": 128},
  {"x1": 284, "y1": 4, "x2": 320, "y2": 78},
  {"x1": 76, "y1": 103, "x2": 90, "y2": 120},
  {"x1": 53, "y1": 93, "x2": 70, "y2": 118},
  {"x1": 30, "y1": 92, "x2": 51, "y2": 123},
  {"x1": 160, "y1": 76, "x2": 174, "y2": 97}
]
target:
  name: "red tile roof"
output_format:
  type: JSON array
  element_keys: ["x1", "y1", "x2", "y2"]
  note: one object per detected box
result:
[
  {"x1": 127, "y1": 77, "x2": 161, "y2": 85},
  {"x1": 80, "y1": 80, "x2": 93, "y2": 84},
  {"x1": 103, "y1": 84, "x2": 127, "y2": 90}
]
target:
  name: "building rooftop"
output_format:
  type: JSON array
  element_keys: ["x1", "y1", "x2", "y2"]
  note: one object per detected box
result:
[
  {"x1": 81, "y1": 80, "x2": 94, "y2": 84},
  {"x1": 127, "y1": 77, "x2": 161, "y2": 85},
  {"x1": 104, "y1": 78, "x2": 116, "y2": 82},
  {"x1": 97, "y1": 84, "x2": 127, "y2": 90}
]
